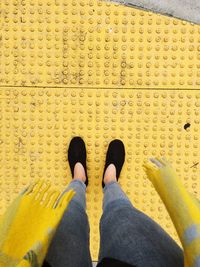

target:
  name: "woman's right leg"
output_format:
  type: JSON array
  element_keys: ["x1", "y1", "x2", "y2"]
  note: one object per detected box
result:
[
  {"x1": 98, "y1": 181, "x2": 184, "y2": 267},
  {"x1": 44, "y1": 179, "x2": 92, "y2": 267}
]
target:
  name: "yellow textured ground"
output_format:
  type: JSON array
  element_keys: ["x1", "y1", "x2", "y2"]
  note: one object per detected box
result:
[{"x1": 0, "y1": 0, "x2": 200, "y2": 261}]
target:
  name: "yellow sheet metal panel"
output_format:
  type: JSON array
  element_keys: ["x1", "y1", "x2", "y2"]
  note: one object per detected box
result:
[
  {"x1": 0, "y1": 0, "x2": 200, "y2": 88},
  {"x1": 0, "y1": 88, "x2": 199, "y2": 259}
]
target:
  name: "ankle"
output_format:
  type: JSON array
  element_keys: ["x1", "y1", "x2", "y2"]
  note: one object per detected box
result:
[
  {"x1": 73, "y1": 162, "x2": 86, "y2": 183},
  {"x1": 103, "y1": 164, "x2": 117, "y2": 185}
]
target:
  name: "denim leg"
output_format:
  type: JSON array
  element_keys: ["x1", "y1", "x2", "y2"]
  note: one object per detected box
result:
[
  {"x1": 98, "y1": 181, "x2": 184, "y2": 267},
  {"x1": 44, "y1": 180, "x2": 92, "y2": 267}
]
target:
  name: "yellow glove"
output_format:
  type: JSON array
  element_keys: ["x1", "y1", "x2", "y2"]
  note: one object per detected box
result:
[
  {"x1": 143, "y1": 157, "x2": 200, "y2": 267},
  {"x1": 0, "y1": 180, "x2": 75, "y2": 267}
]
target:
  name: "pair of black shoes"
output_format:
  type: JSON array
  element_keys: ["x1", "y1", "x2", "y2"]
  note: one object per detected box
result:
[{"x1": 68, "y1": 137, "x2": 125, "y2": 188}]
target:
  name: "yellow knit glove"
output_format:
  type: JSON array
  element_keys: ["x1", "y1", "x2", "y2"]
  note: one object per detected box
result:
[
  {"x1": 143, "y1": 157, "x2": 200, "y2": 267},
  {"x1": 0, "y1": 180, "x2": 75, "y2": 267}
]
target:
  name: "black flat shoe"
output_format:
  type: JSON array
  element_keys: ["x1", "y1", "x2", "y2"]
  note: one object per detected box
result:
[
  {"x1": 68, "y1": 136, "x2": 88, "y2": 186},
  {"x1": 102, "y1": 139, "x2": 125, "y2": 188}
]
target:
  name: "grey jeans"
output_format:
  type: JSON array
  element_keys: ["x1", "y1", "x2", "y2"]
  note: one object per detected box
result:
[{"x1": 44, "y1": 180, "x2": 184, "y2": 267}]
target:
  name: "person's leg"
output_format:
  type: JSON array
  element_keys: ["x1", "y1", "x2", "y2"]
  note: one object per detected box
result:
[
  {"x1": 44, "y1": 163, "x2": 92, "y2": 267},
  {"x1": 98, "y1": 165, "x2": 184, "y2": 267}
]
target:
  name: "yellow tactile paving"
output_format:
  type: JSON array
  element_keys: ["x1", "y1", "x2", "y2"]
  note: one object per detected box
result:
[
  {"x1": 0, "y1": 0, "x2": 200, "y2": 88},
  {"x1": 0, "y1": 0, "x2": 200, "y2": 262},
  {"x1": 0, "y1": 88, "x2": 200, "y2": 260}
]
